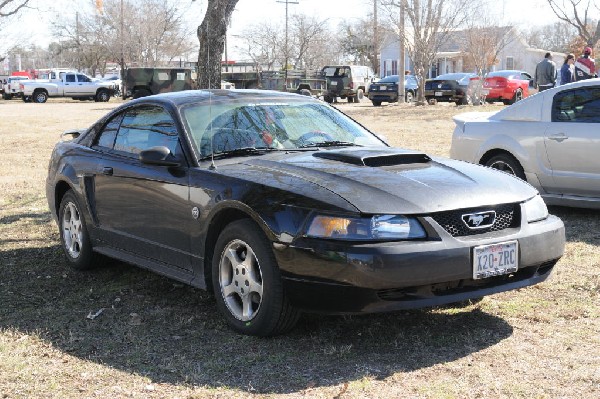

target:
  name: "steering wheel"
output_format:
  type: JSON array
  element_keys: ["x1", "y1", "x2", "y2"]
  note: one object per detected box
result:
[{"x1": 296, "y1": 131, "x2": 334, "y2": 145}]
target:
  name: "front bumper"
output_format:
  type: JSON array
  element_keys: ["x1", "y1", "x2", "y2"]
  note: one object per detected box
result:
[{"x1": 275, "y1": 214, "x2": 564, "y2": 314}]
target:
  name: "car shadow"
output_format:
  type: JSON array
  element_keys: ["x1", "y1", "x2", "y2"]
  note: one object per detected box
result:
[
  {"x1": 548, "y1": 205, "x2": 600, "y2": 245},
  {"x1": 0, "y1": 245, "x2": 513, "y2": 394}
]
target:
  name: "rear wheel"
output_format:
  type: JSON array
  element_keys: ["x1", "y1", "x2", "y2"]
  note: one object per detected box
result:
[
  {"x1": 484, "y1": 153, "x2": 526, "y2": 180},
  {"x1": 133, "y1": 89, "x2": 151, "y2": 99},
  {"x1": 33, "y1": 91, "x2": 48, "y2": 103},
  {"x1": 356, "y1": 89, "x2": 364, "y2": 102},
  {"x1": 508, "y1": 89, "x2": 523, "y2": 105},
  {"x1": 95, "y1": 89, "x2": 110, "y2": 102},
  {"x1": 372, "y1": 100, "x2": 382, "y2": 106},
  {"x1": 323, "y1": 95, "x2": 333, "y2": 103},
  {"x1": 212, "y1": 219, "x2": 300, "y2": 336},
  {"x1": 2, "y1": 93, "x2": 12, "y2": 100}
]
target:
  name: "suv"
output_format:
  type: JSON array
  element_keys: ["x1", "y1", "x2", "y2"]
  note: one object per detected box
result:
[{"x1": 321, "y1": 65, "x2": 375, "y2": 103}]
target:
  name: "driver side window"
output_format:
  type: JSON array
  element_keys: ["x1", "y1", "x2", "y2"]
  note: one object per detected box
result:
[{"x1": 113, "y1": 106, "x2": 181, "y2": 158}]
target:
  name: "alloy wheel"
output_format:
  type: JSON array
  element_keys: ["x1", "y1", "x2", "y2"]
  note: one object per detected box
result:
[{"x1": 62, "y1": 202, "x2": 83, "y2": 259}]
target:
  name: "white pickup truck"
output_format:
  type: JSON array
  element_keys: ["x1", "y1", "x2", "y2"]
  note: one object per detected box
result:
[
  {"x1": 2, "y1": 76, "x2": 30, "y2": 100},
  {"x1": 20, "y1": 70, "x2": 116, "y2": 103}
]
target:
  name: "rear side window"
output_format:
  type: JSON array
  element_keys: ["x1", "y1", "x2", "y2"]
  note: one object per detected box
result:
[
  {"x1": 113, "y1": 106, "x2": 180, "y2": 157},
  {"x1": 552, "y1": 87, "x2": 600, "y2": 123}
]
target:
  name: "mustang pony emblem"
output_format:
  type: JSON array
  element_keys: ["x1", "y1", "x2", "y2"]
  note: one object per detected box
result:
[{"x1": 462, "y1": 211, "x2": 496, "y2": 229}]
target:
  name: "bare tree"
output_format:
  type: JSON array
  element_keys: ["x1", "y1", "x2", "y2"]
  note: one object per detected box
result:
[
  {"x1": 547, "y1": 0, "x2": 600, "y2": 48},
  {"x1": 52, "y1": 0, "x2": 195, "y2": 76},
  {"x1": 524, "y1": 21, "x2": 580, "y2": 53},
  {"x1": 237, "y1": 15, "x2": 336, "y2": 71},
  {"x1": 339, "y1": 16, "x2": 394, "y2": 72},
  {"x1": 237, "y1": 21, "x2": 282, "y2": 70},
  {"x1": 384, "y1": 0, "x2": 478, "y2": 103},
  {"x1": 0, "y1": 0, "x2": 29, "y2": 17},
  {"x1": 197, "y1": 0, "x2": 239, "y2": 89}
]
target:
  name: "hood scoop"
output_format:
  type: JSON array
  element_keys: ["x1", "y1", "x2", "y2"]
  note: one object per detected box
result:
[{"x1": 312, "y1": 148, "x2": 431, "y2": 167}]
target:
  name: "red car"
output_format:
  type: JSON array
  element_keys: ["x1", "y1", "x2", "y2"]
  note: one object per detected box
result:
[{"x1": 483, "y1": 70, "x2": 537, "y2": 105}]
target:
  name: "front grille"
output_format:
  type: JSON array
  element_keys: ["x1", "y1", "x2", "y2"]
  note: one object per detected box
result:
[
  {"x1": 377, "y1": 259, "x2": 558, "y2": 301},
  {"x1": 429, "y1": 203, "x2": 520, "y2": 237}
]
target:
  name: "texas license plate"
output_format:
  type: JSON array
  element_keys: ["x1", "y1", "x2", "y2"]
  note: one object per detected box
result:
[
  {"x1": 472, "y1": 241, "x2": 518, "y2": 280},
  {"x1": 435, "y1": 91, "x2": 443, "y2": 96},
  {"x1": 330, "y1": 81, "x2": 337, "y2": 85},
  {"x1": 380, "y1": 85, "x2": 387, "y2": 90}
]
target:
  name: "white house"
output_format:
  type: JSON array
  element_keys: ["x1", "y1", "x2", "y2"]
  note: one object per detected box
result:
[{"x1": 379, "y1": 28, "x2": 565, "y2": 78}]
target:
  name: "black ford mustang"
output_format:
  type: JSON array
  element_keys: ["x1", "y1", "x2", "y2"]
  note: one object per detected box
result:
[{"x1": 47, "y1": 90, "x2": 565, "y2": 336}]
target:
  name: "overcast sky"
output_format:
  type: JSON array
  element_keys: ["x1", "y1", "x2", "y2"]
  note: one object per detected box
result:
[{"x1": 5, "y1": 0, "x2": 568, "y2": 59}]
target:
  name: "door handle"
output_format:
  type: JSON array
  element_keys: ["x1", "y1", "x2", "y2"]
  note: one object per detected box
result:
[
  {"x1": 548, "y1": 133, "x2": 568, "y2": 142},
  {"x1": 102, "y1": 167, "x2": 113, "y2": 176}
]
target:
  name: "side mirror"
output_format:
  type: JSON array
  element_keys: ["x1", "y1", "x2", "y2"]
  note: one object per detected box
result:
[{"x1": 139, "y1": 146, "x2": 181, "y2": 166}]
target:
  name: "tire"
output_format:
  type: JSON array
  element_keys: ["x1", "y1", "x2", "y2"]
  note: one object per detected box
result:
[
  {"x1": 133, "y1": 89, "x2": 151, "y2": 99},
  {"x1": 212, "y1": 219, "x2": 300, "y2": 336},
  {"x1": 356, "y1": 89, "x2": 364, "y2": 102},
  {"x1": 323, "y1": 95, "x2": 333, "y2": 103},
  {"x1": 484, "y1": 153, "x2": 526, "y2": 180},
  {"x1": 347, "y1": 96, "x2": 354, "y2": 103},
  {"x1": 58, "y1": 190, "x2": 97, "y2": 270},
  {"x1": 372, "y1": 100, "x2": 382, "y2": 106},
  {"x1": 3, "y1": 93, "x2": 12, "y2": 100},
  {"x1": 508, "y1": 89, "x2": 523, "y2": 105},
  {"x1": 405, "y1": 91, "x2": 414, "y2": 103},
  {"x1": 33, "y1": 91, "x2": 48, "y2": 103},
  {"x1": 22, "y1": 96, "x2": 31, "y2": 102},
  {"x1": 95, "y1": 89, "x2": 110, "y2": 102}
]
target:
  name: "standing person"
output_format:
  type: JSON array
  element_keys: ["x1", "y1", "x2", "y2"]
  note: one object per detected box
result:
[
  {"x1": 574, "y1": 47, "x2": 597, "y2": 80},
  {"x1": 535, "y1": 52, "x2": 557, "y2": 91},
  {"x1": 560, "y1": 54, "x2": 576, "y2": 85}
]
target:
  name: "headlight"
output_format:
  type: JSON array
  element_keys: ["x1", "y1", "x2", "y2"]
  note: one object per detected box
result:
[
  {"x1": 305, "y1": 214, "x2": 426, "y2": 240},
  {"x1": 524, "y1": 194, "x2": 548, "y2": 223}
]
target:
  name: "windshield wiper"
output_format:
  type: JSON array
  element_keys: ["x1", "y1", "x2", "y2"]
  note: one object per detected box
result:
[
  {"x1": 298, "y1": 141, "x2": 362, "y2": 148},
  {"x1": 200, "y1": 147, "x2": 281, "y2": 161}
]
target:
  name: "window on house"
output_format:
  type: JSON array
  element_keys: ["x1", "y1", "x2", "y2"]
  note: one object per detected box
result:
[{"x1": 506, "y1": 57, "x2": 514, "y2": 70}]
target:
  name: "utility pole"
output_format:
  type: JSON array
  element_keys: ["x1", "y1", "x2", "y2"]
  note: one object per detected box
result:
[
  {"x1": 373, "y1": 0, "x2": 378, "y2": 75},
  {"x1": 397, "y1": 0, "x2": 405, "y2": 103},
  {"x1": 120, "y1": 0, "x2": 125, "y2": 99},
  {"x1": 276, "y1": 0, "x2": 298, "y2": 90}
]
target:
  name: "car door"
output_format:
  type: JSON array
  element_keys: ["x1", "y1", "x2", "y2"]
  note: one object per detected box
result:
[
  {"x1": 74, "y1": 73, "x2": 97, "y2": 96},
  {"x1": 543, "y1": 86, "x2": 600, "y2": 197},
  {"x1": 91, "y1": 104, "x2": 193, "y2": 271},
  {"x1": 62, "y1": 73, "x2": 79, "y2": 96}
]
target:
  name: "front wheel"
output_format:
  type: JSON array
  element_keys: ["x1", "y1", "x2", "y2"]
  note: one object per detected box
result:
[
  {"x1": 484, "y1": 153, "x2": 526, "y2": 180},
  {"x1": 58, "y1": 190, "x2": 98, "y2": 270},
  {"x1": 212, "y1": 219, "x2": 300, "y2": 336}
]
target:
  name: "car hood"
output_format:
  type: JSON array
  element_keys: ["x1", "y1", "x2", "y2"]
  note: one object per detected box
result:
[{"x1": 218, "y1": 147, "x2": 537, "y2": 214}]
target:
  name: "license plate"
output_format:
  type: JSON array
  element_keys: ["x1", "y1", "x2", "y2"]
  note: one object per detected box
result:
[
  {"x1": 330, "y1": 81, "x2": 337, "y2": 85},
  {"x1": 380, "y1": 85, "x2": 387, "y2": 90},
  {"x1": 435, "y1": 91, "x2": 443, "y2": 96},
  {"x1": 473, "y1": 241, "x2": 518, "y2": 280},
  {"x1": 481, "y1": 89, "x2": 489, "y2": 95}
]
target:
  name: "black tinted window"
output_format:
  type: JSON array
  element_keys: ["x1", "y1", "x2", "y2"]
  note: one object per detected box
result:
[
  {"x1": 552, "y1": 87, "x2": 600, "y2": 123},
  {"x1": 65, "y1": 74, "x2": 76, "y2": 83},
  {"x1": 95, "y1": 114, "x2": 124, "y2": 149},
  {"x1": 114, "y1": 106, "x2": 179, "y2": 156}
]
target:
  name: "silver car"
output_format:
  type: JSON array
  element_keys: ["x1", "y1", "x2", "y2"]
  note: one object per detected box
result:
[{"x1": 451, "y1": 78, "x2": 600, "y2": 209}]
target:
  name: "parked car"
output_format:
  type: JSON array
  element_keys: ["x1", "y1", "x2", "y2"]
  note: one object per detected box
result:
[
  {"x1": 451, "y1": 78, "x2": 600, "y2": 209},
  {"x1": 368, "y1": 74, "x2": 419, "y2": 105},
  {"x1": 483, "y1": 70, "x2": 537, "y2": 105},
  {"x1": 321, "y1": 65, "x2": 375, "y2": 103},
  {"x1": 47, "y1": 90, "x2": 565, "y2": 336},
  {"x1": 425, "y1": 72, "x2": 479, "y2": 105},
  {"x1": 20, "y1": 70, "x2": 115, "y2": 103}
]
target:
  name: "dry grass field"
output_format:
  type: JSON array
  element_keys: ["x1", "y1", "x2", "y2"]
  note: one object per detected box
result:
[{"x1": 0, "y1": 98, "x2": 598, "y2": 399}]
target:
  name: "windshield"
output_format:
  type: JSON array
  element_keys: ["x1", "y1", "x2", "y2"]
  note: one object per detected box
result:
[
  {"x1": 323, "y1": 67, "x2": 349, "y2": 78},
  {"x1": 181, "y1": 97, "x2": 386, "y2": 159}
]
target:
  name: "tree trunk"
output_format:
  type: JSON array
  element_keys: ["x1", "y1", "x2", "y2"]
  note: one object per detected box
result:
[{"x1": 196, "y1": 0, "x2": 239, "y2": 89}]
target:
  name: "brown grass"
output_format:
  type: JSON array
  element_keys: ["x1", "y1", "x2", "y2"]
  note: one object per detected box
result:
[{"x1": 0, "y1": 98, "x2": 598, "y2": 398}]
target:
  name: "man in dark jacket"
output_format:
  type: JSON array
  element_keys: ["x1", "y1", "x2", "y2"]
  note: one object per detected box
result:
[
  {"x1": 574, "y1": 47, "x2": 597, "y2": 80},
  {"x1": 535, "y1": 52, "x2": 557, "y2": 91}
]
